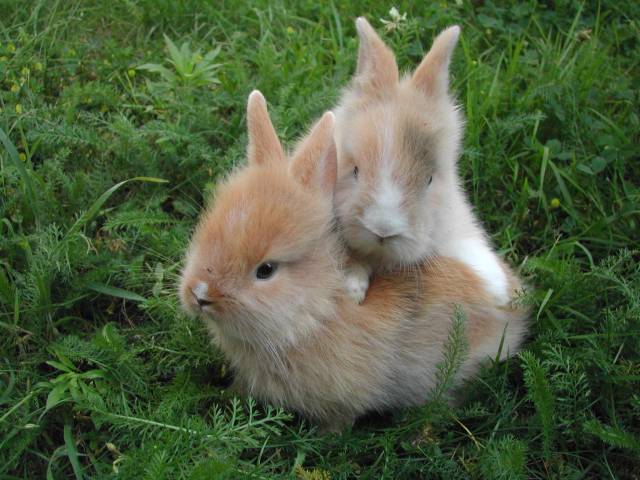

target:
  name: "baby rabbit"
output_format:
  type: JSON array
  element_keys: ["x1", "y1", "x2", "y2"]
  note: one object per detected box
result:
[
  {"x1": 179, "y1": 90, "x2": 528, "y2": 430},
  {"x1": 334, "y1": 18, "x2": 514, "y2": 306}
]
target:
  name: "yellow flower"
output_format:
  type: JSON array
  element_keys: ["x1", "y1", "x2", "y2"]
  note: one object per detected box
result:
[
  {"x1": 550, "y1": 198, "x2": 561, "y2": 209},
  {"x1": 127, "y1": 68, "x2": 136, "y2": 78},
  {"x1": 8, "y1": 43, "x2": 16, "y2": 53},
  {"x1": 21, "y1": 67, "x2": 30, "y2": 76},
  {"x1": 10, "y1": 84, "x2": 19, "y2": 93},
  {"x1": 15, "y1": 104, "x2": 22, "y2": 114},
  {"x1": 19, "y1": 152, "x2": 26, "y2": 162},
  {"x1": 34, "y1": 62, "x2": 43, "y2": 71},
  {"x1": 286, "y1": 26, "x2": 295, "y2": 34}
]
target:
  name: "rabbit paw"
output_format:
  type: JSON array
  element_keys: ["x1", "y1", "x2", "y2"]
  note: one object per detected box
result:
[
  {"x1": 345, "y1": 264, "x2": 370, "y2": 304},
  {"x1": 317, "y1": 415, "x2": 355, "y2": 435}
]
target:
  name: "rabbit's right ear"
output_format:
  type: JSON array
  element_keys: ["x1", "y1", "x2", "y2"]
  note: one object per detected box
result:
[
  {"x1": 290, "y1": 111, "x2": 337, "y2": 194},
  {"x1": 247, "y1": 90, "x2": 285, "y2": 167},
  {"x1": 353, "y1": 17, "x2": 398, "y2": 93}
]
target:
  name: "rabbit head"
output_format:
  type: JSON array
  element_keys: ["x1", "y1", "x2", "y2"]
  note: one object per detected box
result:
[
  {"x1": 334, "y1": 17, "x2": 463, "y2": 267},
  {"x1": 180, "y1": 91, "x2": 342, "y2": 351}
]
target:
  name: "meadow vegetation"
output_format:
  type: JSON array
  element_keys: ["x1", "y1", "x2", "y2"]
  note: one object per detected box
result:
[{"x1": 1, "y1": 1, "x2": 638, "y2": 478}]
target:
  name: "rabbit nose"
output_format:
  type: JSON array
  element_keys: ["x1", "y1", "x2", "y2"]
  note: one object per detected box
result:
[
  {"x1": 365, "y1": 224, "x2": 401, "y2": 241},
  {"x1": 193, "y1": 293, "x2": 213, "y2": 307},
  {"x1": 191, "y1": 281, "x2": 214, "y2": 307},
  {"x1": 362, "y1": 209, "x2": 405, "y2": 241}
]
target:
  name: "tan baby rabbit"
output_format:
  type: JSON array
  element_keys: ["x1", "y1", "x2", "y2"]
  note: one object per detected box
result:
[
  {"x1": 335, "y1": 18, "x2": 515, "y2": 306},
  {"x1": 179, "y1": 90, "x2": 528, "y2": 431}
]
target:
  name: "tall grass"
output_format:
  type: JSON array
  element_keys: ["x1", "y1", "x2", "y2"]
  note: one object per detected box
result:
[{"x1": 1, "y1": 0, "x2": 638, "y2": 477}]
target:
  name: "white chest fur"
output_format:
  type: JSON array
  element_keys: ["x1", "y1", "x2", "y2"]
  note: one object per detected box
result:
[{"x1": 442, "y1": 237, "x2": 510, "y2": 305}]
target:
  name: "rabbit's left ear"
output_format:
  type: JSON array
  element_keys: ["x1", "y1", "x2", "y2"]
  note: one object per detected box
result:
[
  {"x1": 290, "y1": 112, "x2": 337, "y2": 194},
  {"x1": 247, "y1": 90, "x2": 285, "y2": 167},
  {"x1": 411, "y1": 26, "x2": 460, "y2": 98}
]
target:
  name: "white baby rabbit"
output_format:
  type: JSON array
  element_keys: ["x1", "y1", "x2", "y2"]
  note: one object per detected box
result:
[
  {"x1": 334, "y1": 18, "x2": 515, "y2": 306},
  {"x1": 179, "y1": 90, "x2": 528, "y2": 430}
]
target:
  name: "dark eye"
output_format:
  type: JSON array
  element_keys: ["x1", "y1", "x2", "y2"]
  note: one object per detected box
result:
[
  {"x1": 428, "y1": 175, "x2": 433, "y2": 186},
  {"x1": 353, "y1": 166, "x2": 359, "y2": 179},
  {"x1": 256, "y1": 262, "x2": 278, "y2": 280}
]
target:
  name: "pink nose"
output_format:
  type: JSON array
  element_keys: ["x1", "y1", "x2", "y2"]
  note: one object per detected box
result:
[
  {"x1": 365, "y1": 224, "x2": 401, "y2": 240},
  {"x1": 191, "y1": 289, "x2": 213, "y2": 307}
]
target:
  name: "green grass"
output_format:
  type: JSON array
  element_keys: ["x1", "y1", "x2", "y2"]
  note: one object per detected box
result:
[{"x1": 1, "y1": 0, "x2": 639, "y2": 478}]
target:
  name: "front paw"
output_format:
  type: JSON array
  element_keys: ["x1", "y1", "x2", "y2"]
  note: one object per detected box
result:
[
  {"x1": 317, "y1": 415, "x2": 355, "y2": 435},
  {"x1": 345, "y1": 265, "x2": 370, "y2": 304}
]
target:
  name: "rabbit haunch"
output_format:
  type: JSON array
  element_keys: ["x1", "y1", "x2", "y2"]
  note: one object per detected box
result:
[
  {"x1": 179, "y1": 91, "x2": 528, "y2": 429},
  {"x1": 334, "y1": 18, "x2": 512, "y2": 305}
]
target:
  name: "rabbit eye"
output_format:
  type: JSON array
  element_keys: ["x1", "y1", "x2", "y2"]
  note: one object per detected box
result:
[
  {"x1": 256, "y1": 262, "x2": 278, "y2": 280},
  {"x1": 428, "y1": 175, "x2": 433, "y2": 186},
  {"x1": 353, "y1": 166, "x2": 359, "y2": 179}
]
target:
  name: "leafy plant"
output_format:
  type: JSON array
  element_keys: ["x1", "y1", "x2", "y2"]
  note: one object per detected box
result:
[
  {"x1": 39, "y1": 351, "x2": 107, "y2": 413},
  {"x1": 138, "y1": 34, "x2": 221, "y2": 89},
  {"x1": 520, "y1": 351, "x2": 555, "y2": 460}
]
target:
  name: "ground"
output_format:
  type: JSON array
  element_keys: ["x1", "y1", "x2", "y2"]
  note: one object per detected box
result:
[{"x1": 1, "y1": 1, "x2": 639, "y2": 478}]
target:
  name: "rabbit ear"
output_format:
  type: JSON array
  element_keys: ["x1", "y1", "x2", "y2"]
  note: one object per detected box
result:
[
  {"x1": 353, "y1": 17, "x2": 399, "y2": 93},
  {"x1": 290, "y1": 111, "x2": 337, "y2": 194},
  {"x1": 247, "y1": 90, "x2": 285, "y2": 166},
  {"x1": 411, "y1": 26, "x2": 460, "y2": 98}
]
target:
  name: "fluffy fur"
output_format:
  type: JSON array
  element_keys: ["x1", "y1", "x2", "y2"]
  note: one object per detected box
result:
[
  {"x1": 334, "y1": 18, "x2": 515, "y2": 305},
  {"x1": 179, "y1": 91, "x2": 528, "y2": 430}
]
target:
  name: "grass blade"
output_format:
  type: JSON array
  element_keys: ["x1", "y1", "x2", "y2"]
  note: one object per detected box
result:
[
  {"x1": 0, "y1": 126, "x2": 39, "y2": 225},
  {"x1": 64, "y1": 422, "x2": 84, "y2": 480},
  {"x1": 87, "y1": 282, "x2": 146, "y2": 302},
  {"x1": 64, "y1": 176, "x2": 167, "y2": 240}
]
